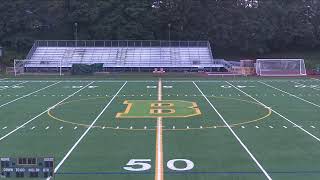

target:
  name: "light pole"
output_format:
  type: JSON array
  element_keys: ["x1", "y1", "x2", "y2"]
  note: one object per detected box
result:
[
  {"x1": 74, "y1": 22, "x2": 78, "y2": 47},
  {"x1": 168, "y1": 23, "x2": 171, "y2": 42}
]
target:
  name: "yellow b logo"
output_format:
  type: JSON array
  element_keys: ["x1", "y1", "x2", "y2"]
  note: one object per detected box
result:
[{"x1": 116, "y1": 100, "x2": 201, "y2": 118}]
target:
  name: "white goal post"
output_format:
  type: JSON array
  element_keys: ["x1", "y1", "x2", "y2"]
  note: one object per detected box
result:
[
  {"x1": 256, "y1": 59, "x2": 307, "y2": 76},
  {"x1": 13, "y1": 59, "x2": 63, "y2": 76}
]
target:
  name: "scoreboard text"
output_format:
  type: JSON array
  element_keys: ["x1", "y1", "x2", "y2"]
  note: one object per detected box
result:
[{"x1": 0, "y1": 157, "x2": 54, "y2": 178}]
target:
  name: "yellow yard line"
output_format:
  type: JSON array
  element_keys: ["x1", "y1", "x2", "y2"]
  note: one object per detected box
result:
[{"x1": 155, "y1": 78, "x2": 164, "y2": 180}]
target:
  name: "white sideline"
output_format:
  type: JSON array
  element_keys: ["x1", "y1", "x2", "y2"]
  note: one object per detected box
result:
[
  {"x1": 51, "y1": 81, "x2": 127, "y2": 177},
  {"x1": 193, "y1": 81, "x2": 272, "y2": 180},
  {"x1": 259, "y1": 81, "x2": 320, "y2": 108},
  {"x1": 0, "y1": 81, "x2": 61, "y2": 108},
  {"x1": 0, "y1": 82, "x2": 95, "y2": 141},
  {"x1": 226, "y1": 81, "x2": 320, "y2": 143}
]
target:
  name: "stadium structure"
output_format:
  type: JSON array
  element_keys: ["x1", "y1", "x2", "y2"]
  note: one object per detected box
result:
[{"x1": 11, "y1": 40, "x2": 307, "y2": 76}]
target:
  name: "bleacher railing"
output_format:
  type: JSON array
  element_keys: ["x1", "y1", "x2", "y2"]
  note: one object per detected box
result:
[{"x1": 34, "y1": 40, "x2": 210, "y2": 48}]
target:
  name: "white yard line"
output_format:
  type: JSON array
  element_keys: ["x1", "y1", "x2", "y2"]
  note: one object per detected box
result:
[
  {"x1": 0, "y1": 81, "x2": 61, "y2": 108},
  {"x1": 193, "y1": 81, "x2": 272, "y2": 180},
  {"x1": 51, "y1": 81, "x2": 127, "y2": 177},
  {"x1": 226, "y1": 81, "x2": 320, "y2": 143},
  {"x1": 0, "y1": 82, "x2": 95, "y2": 141},
  {"x1": 259, "y1": 81, "x2": 320, "y2": 108},
  {"x1": 155, "y1": 79, "x2": 164, "y2": 180}
]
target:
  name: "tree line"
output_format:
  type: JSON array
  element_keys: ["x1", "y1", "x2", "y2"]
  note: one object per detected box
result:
[{"x1": 1, "y1": 0, "x2": 320, "y2": 63}]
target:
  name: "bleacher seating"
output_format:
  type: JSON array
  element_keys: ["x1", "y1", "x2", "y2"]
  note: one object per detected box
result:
[{"x1": 23, "y1": 40, "x2": 225, "y2": 69}]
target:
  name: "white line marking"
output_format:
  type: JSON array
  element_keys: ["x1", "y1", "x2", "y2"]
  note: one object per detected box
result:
[
  {"x1": 193, "y1": 81, "x2": 272, "y2": 180},
  {"x1": 52, "y1": 81, "x2": 127, "y2": 176},
  {"x1": 2, "y1": 126, "x2": 7, "y2": 130},
  {"x1": 259, "y1": 81, "x2": 320, "y2": 108},
  {"x1": 0, "y1": 82, "x2": 61, "y2": 109},
  {"x1": 226, "y1": 81, "x2": 320, "y2": 143},
  {"x1": 59, "y1": 126, "x2": 64, "y2": 130},
  {"x1": 0, "y1": 82, "x2": 95, "y2": 142},
  {"x1": 155, "y1": 79, "x2": 164, "y2": 180},
  {"x1": 45, "y1": 126, "x2": 50, "y2": 130},
  {"x1": 269, "y1": 126, "x2": 274, "y2": 129},
  {"x1": 0, "y1": 79, "x2": 314, "y2": 83},
  {"x1": 0, "y1": 82, "x2": 27, "y2": 91},
  {"x1": 31, "y1": 126, "x2": 36, "y2": 130}
]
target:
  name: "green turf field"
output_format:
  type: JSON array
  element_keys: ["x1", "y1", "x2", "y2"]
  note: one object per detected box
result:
[{"x1": 0, "y1": 77, "x2": 320, "y2": 180}]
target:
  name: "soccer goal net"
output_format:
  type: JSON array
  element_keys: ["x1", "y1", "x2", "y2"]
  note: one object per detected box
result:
[
  {"x1": 256, "y1": 59, "x2": 307, "y2": 76},
  {"x1": 13, "y1": 60, "x2": 63, "y2": 76}
]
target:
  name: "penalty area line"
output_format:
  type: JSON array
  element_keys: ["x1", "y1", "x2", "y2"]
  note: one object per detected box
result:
[
  {"x1": 193, "y1": 81, "x2": 272, "y2": 180},
  {"x1": 51, "y1": 81, "x2": 127, "y2": 179}
]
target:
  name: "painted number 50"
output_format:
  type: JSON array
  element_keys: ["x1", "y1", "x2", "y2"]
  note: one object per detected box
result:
[{"x1": 123, "y1": 159, "x2": 194, "y2": 171}]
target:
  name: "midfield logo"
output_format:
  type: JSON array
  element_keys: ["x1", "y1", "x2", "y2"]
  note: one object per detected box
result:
[{"x1": 116, "y1": 100, "x2": 201, "y2": 118}]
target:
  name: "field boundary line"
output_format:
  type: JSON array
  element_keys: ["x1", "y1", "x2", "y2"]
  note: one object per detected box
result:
[
  {"x1": 52, "y1": 81, "x2": 127, "y2": 178},
  {"x1": 0, "y1": 81, "x2": 61, "y2": 108},
  {"x1": 226, "y1": 81, "x2": 320, "y2": 143},
  {"x1": 260, "y1": 81, "x2": 320, "y2": 108},
  {"x1": 193, "y1": 81, "x2": 272, "y2": 180},
  {"x1": 0, "y1": 82, "x2": 95, "y2": 142}
]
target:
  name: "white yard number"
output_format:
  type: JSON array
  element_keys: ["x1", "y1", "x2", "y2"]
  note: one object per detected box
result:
[
  {"x1": 123, "y1": 159, "x2": 194, "y2": 171},
  {"x1": 123, "y1": 159, "x2": 151, "y2": 171},
  {"x1": 167, "y1": 159, "x2": 194, "y2": 171}
]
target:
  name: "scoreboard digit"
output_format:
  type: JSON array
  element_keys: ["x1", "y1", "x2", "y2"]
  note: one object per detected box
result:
[{"x1": 0, "y1": 157, "x2": 54, "y2": 178}]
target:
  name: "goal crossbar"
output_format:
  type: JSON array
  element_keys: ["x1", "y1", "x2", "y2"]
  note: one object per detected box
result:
[{"x1": 256, "y1": 59, "x2": 307, "y2": 76}]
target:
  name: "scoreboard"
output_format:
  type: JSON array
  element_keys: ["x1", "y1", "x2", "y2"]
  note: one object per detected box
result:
[{"x1": 0, "y1": 157, "x2": 54, "y2": 178}]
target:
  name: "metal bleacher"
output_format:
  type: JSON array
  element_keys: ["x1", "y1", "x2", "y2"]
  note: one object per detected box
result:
[{"x1": 23, "y1": 40, "x2": 225, "y2": 71}]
